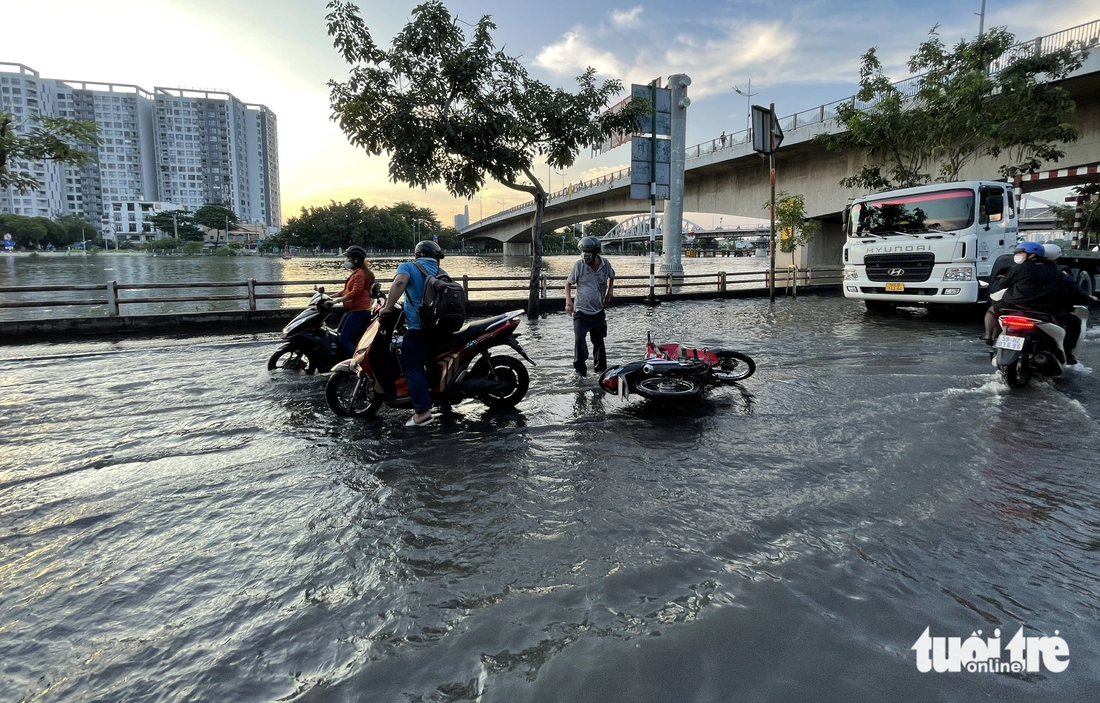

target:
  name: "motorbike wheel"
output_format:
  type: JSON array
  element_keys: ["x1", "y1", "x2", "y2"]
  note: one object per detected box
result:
[
  {"x1": 268, "y1": 348, "x2": 316, "y2": 375},
  {"x1": 479, "y1": 356, "x2": 530, "y2": 409},
  {"x1": 326, "y1": 370, "x2": 382, "y2": 417},
  {"x1": 635, "y1": 376, "x2": 703, "y2": 398},
  {"x1": 1001, "y1": 361, "x2": 1031, "y2": 389},
  {"x1": 713, "y1": 351, "x2": 756, "y2": 382}
]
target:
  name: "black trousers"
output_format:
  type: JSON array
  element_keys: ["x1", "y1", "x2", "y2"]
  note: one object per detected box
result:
[{"x1": 573, "y1": 310, "x2": 607, "y2": 372}]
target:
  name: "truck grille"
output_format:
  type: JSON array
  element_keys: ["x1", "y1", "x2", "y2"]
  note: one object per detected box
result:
[
  {"x1": 864, "y1": 253, "x2": 935, "y2": 282},
  {"x1": 860, "y1": 287, "x2": 938, "y2": 296}
]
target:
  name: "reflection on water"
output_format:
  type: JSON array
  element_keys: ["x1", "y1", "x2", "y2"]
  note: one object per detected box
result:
[
  {"x1": 0, "y1": 253, "x2": 769, "y2": 320},
  {"x1": 1, "y1": 297, "x2": 1098, "y2": 701}
]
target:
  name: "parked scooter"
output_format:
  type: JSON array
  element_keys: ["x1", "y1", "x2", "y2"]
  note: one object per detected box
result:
[
  {"x1": 325, "y1": 303, "x2": 535, "y2": 418},
  {"x1": 992, "y1": 306, "x2": 1089, "y2": 388},
  {"x1": 267, "y1": 284, "x2": 383, "y2": 374},
  {"x1": 599, "y1": 333, "x2": 755, "y2": 402}
]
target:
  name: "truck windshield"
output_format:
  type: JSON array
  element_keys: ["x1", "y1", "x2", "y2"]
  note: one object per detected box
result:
[{"x1": 850, "y1": 189, "x2": 975, "y2": 237}]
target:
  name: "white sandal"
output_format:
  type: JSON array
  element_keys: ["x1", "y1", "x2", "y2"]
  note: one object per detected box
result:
[{"x1": 405, "y1": 414, "x2": 434, "y2": 427}]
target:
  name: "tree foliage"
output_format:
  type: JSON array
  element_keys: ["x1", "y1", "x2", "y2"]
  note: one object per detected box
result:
[
  {"x1": 0, "y1": 112, "x2": 100, "y2": 193},
  {"x1": 149, "y1": 210, "x2": 204, "y2": 241},
  {"x1": 193, "y1": 202, "x2": 240, "y2": 231},
  {"x1": 326, "y1": 0, "x2": 643, "y2": 315},
  {"x1": 263, "y1": 199, "x2": 461, "y2": 252},
  {"x1": 764, "y1": 191, "x2": 821, "y2": 265},
  {"x1": 583, "y1": 217, "x2": 618, "y2": 240},
  {"x1": 816, "y1": 26, "x2": 1087, "y2": 191}
]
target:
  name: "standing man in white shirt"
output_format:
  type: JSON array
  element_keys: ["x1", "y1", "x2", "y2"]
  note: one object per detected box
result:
[{"x1": 564, "y1": 236, "x2": 615, "y2": 376}]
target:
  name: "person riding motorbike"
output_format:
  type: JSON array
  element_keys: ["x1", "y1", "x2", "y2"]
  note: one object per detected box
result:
[
  {"x1": 328, "y1": 246, "x2": 376, "y2": 357},
  {"x1": 378, "y1": 240, "x2": 447, "y2": 427},
  {"x1": 983, "y1": 242, "x2": 1096, "y2": 364}
]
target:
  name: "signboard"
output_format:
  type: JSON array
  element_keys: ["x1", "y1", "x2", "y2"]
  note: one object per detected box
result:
[
  {"x1": 631, "y1": 83, "x2": 672, "y2": 136},
  {"x1": 3, "y1": 233, "x2": 12, "y2": 251},
  {"x1": 751, "y1": 104, "x2": 784, "y2": 154},
  {"x1": 630, "y1": 183, "x2": 670, "y2": 200}
]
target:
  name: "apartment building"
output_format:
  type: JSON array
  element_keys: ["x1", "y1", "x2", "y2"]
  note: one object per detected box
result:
[{"x1": 0, "y1": 62, "x2": 281, "y2": 236}]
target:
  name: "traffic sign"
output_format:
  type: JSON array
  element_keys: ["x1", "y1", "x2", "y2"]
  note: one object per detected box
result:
[{"x1": 751, "y1": 104, "x2": 784, "y2": 154}]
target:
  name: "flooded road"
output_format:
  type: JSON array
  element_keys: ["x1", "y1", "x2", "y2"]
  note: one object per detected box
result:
[{"x1": 2, "y1": 296, "x2": 1099, "y2": 702}]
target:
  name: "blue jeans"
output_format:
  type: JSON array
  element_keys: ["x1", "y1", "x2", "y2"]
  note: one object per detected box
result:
[
  {"x1": 402, "y1": 328, "x2": 434, "y2": 414},
  {"x1": 337, "y1": 309, "x2": 373, "y2": 357}
]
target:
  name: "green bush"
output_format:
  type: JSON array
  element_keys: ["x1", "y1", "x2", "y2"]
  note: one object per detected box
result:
[
  {"x1": 213, "y1": 246, "x2": 237, "y2": 257},
  {"x1": 182, "y1": 241, "x2": 204, "y2": 255}
]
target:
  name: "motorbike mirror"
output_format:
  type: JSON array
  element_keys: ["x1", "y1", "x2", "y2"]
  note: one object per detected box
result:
[
  {"x1": 314, "y1": 285, "x2": 325, "y2": 294},
  {"x1": 371, "y1": 281, "x2": 382, "y2": 298}
]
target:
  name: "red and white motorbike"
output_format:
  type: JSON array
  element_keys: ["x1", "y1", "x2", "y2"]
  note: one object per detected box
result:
[{"x1": 599, "y1": 333, "x2": 755, "y2": 402}]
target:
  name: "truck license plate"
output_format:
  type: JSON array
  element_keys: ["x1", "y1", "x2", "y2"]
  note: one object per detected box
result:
[
  {"x1": 885, "y1": 282, "x2": 905, "y2": 292},
  {"x1": 995, "y1": 334, "x2": 1025, "y2": 351}
]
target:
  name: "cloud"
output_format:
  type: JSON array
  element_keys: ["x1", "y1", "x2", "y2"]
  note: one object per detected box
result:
[
  {"x1": 534, "y1": 30, "x2": 627, "y2": 78},
  {"x1": 610, "y1": 6, "x2": 644, "y2": 29}
]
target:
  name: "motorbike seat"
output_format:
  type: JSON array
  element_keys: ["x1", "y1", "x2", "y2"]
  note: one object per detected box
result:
[{"x1": 444, "y1": 312, "x2": 518, "y2": 346}]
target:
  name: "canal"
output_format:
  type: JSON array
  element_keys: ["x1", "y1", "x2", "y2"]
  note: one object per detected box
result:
[{"x1": 1, "y1": 296, "x2": 1098, "y2": 701}]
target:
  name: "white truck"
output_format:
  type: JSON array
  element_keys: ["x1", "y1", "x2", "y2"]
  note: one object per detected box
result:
[{"x1": 841, "y1": 180, "x2": 1100, "y2": 311}]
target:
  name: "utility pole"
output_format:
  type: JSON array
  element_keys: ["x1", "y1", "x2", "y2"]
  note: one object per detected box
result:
[
  {"x1": 769, "y1": 102, "x2": 777, "y2": 303},
  {"x1": 647, "y1": 78, "x2": 659, "y2": 306},
  {"x1": 977, "y1": 0, "x2": 986, "y2": 39}
]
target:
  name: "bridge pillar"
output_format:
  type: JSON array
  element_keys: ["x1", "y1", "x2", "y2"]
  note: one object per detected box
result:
[
  {"x1": 802, "y1": 221, "x2": 844, "y2": 267},
  {"x1": 503, "y1": 241, "x2": 532, "y2": 256},
  {"x1": 661, "y1": 74, "x2": 690, "y2": 276}
]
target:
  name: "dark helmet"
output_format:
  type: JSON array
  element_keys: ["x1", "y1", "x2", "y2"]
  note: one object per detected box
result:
[
  {"x1": 414, "y1": 240, "x2": 444, "y2": 260},
  {"x1": 579, "y1": 236, "x2": 602, "y2": 254},
  {"x1": 344, "y1": 245, "x2": 368, "y2": 263}
]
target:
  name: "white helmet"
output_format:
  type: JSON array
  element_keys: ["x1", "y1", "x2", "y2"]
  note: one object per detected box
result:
[{"x1": 1042, "y1": 243, "x2": 1061, "y2": 261}]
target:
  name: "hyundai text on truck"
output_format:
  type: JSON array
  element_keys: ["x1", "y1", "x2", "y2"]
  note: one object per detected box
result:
[{"x1": 841, "y1": 180, "x2": 1100, "y2": 312}]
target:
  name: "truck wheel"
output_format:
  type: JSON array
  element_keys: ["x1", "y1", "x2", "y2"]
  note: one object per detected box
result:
[
  {"x1": 1076, "y1": 270, "x2": 1095, "y2": 297},
  {"x1": 865, "y1": 300, "x2": 895, "y2": 314}
]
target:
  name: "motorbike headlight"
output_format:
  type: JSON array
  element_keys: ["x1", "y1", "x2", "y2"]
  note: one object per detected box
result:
[
  {"x1": 843, "y1": 268, "x2": 858, "y2": 281},
  {"x1": 942, "y1": 267, "x2": 973, "y2": 281}
]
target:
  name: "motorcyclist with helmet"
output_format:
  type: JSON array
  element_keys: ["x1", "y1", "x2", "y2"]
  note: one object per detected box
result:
[
  {"x1": 984, "y1": 241, "x2": 1097, "y2": 364},
  {"x1": 330, "y1": 245, "x2": 376, "y2": 357},
  {"x1": 378, "y1": 240, "x2": 447, "y2": 426},
  {"x1": 565, "y1": 236, "x2": 615, "y2": 376}
]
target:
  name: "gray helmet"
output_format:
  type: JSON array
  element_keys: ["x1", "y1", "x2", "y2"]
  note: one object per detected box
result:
[
  {"x1": 344, "y1": 245, "x2": 367, "y2": 263},
  {"x1": 579, "y1": 236, "x2": 602, "y2": 254},
  {"x1": 414, "y1": 239, "x2": 444, "y2": 260}
]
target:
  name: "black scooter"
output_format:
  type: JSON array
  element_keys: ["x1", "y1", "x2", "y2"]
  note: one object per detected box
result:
[{"x1": 267, "y1": 285, "x2": 380, "y2": 374}]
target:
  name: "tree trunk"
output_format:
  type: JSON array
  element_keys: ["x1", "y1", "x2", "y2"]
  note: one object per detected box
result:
[{"x1": 527, "y1": 190, "x2": 547, "y2": 319}]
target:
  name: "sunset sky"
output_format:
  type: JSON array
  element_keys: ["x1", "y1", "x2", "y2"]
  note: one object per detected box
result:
[{"x1": 3, "y1": 0, "x2": 1094, "y2": 227}]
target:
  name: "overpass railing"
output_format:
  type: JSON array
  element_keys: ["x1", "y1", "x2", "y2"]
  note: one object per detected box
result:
[{"x1": 0, "y1": 268, "x2": 843, "y2": 318}]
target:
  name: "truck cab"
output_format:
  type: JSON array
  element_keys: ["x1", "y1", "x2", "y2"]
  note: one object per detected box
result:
[{"x1": 842, "y1": 181, "x2": 1017, "y2": 311}]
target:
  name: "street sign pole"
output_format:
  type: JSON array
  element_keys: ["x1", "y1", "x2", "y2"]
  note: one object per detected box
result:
[
  {"x1": 769, "y1": 102, "x2": 777, "y2": 303},
  {"x1": 648, "y1": 80, "x2": 659, "y2": 306}
]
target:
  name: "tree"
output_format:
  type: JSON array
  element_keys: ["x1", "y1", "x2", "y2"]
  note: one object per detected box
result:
[
  {"x1": 0, "y1": 112, "x2": 99, "y2": 193},
  {"x1": 815, "y1": 26, "x2": 1087, "y2": 190},
  {"x1": 193, "y1": 203, "x2": 239, "y2": 248},
  {"x1": 48, "y1": 213, "x2": 89, "y2": 248},
  {"x1": 583, "y1": 217, "x2": 617, "y2": 241},
  {"x1": 150, "y1": 210, "x2": 203, "y2": 241},
  {"x1": 326, "y1": 0, "x2": 643, "y2": 316},
  {"x1": 764, "y1": 191, "x2": 821, "y2": 267}
]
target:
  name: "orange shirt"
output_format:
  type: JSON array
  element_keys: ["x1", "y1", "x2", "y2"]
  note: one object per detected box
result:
[{"x1": 339, "y1": 267, "x2": 375, "y2": 311}]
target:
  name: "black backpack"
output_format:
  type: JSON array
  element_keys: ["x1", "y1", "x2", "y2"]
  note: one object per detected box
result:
[{"x1": 413, "y1": 262, "x2": 467, "y2": 332}]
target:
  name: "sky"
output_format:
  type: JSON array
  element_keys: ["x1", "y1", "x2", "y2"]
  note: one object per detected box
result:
[{"x1": 3, "y1": 0, "x2": 1097, "y2": 227}]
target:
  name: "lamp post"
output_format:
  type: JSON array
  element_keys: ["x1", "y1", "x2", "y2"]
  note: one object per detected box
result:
[{"x1": 733, "y1": 80, "x2": 757, "y2": 134}]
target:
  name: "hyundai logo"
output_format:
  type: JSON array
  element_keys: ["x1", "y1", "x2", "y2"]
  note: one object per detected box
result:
[{"x1": 888, "y1": 268, "x2": 906, "y2": 277}]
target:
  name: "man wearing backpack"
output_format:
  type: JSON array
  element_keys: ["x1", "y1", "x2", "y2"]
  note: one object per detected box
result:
[{"x1": 378, "y1": 240, "x2": 451, "y2": 427}]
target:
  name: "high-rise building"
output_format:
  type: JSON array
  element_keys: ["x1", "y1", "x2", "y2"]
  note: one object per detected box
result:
[
  {"x1": 454, "y1": 204, "x2": 469, "y2": 230},
  {"x1": 0, "y1": 62, "x2": 281, "y2": 236}
]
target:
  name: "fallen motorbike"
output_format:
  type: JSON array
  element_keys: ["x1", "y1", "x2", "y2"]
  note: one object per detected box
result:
[
  {"x1": 267, "y1": 283, "x2": 383, "y2": 374},
  {"x1": 992, "y1": 306, "x2": 1089, "y2": 388},
  {"x1": 599, "y1": 333, "x2": 755, "y2": 402},
  {"x1": 325, "y1": 303, "x2": 535, "y2": 418}
]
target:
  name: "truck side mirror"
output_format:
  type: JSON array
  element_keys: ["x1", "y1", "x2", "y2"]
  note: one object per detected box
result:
[{"x1": 986, "y1": 195, "x2": 1004, "y2": 220}]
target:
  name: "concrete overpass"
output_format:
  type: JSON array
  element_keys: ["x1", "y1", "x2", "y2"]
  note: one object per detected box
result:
[{"x1": 461, "y1": 19, "x2": 1100, "y2": 266}]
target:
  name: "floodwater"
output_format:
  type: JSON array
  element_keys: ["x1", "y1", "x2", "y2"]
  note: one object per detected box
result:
[
  {"x1": 2, "y1": 296, "x2": 1099, "y2": 702},
  {"x1": 0, "y1": 252, "x2": 769, "y2": 320}
]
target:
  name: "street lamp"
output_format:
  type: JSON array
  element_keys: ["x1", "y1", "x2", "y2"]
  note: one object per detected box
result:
[{"x1": 733, "y1": 80, "x2": 757, "y2": 134}]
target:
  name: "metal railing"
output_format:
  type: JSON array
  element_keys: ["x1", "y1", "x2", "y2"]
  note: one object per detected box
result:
[{"x1": 0, "y1": 268, "x2": 843, "y2": 317}]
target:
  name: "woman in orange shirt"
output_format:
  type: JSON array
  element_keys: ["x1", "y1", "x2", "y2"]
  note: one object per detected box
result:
[{"x1": 332, "y1": 245, "x2": 376, "y2": 356}]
